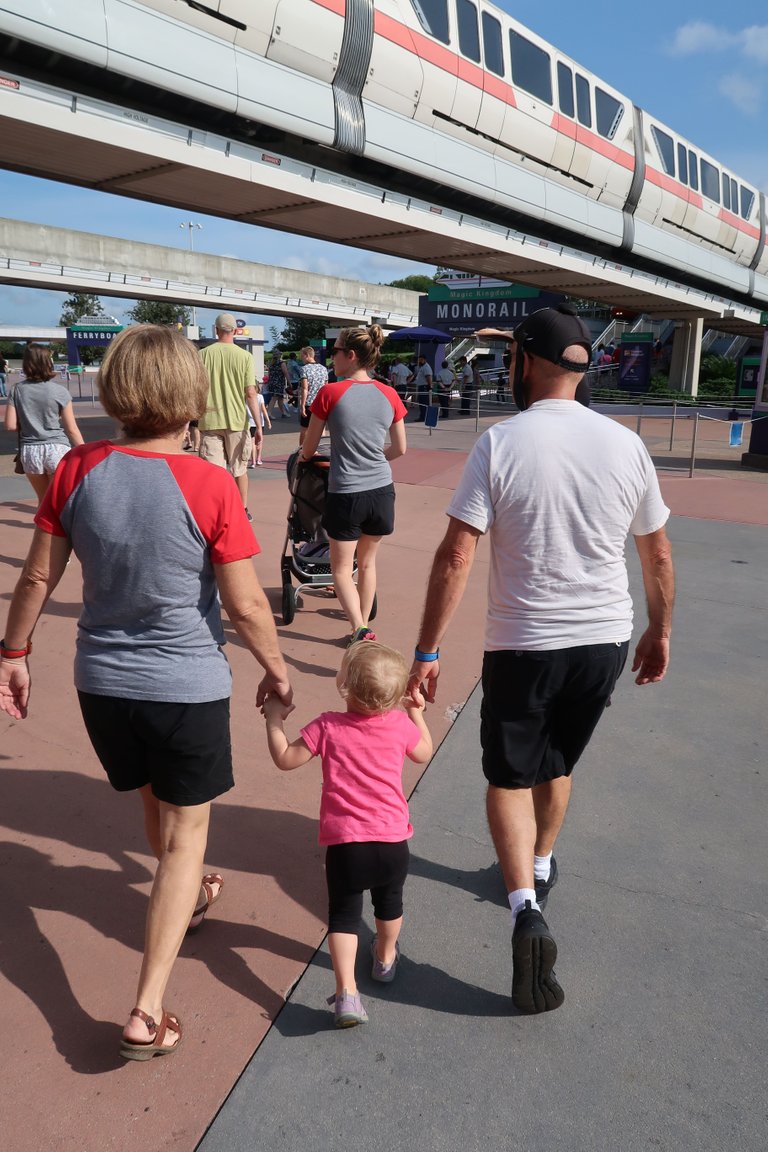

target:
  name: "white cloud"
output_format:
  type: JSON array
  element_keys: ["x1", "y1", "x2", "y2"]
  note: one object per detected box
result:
[
  {"x1": 668, "y1": 22, "x2": 737, "y2": 55},
  {"x1": 668, "y1": 21, "x2": 768, "y2": 65},
  {"x1": 741, "y1": 25, "x2": 768, "y2": 65},
  {"x1": 718, "y1": 74, "x2": 762, "y2": 118}
]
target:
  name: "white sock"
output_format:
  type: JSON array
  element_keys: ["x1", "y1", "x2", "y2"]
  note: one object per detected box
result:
[
  {"x1": 508, "y1": 887, "x2": 539, "y2": 930},
  {"x1": 534, "y1": 852, "x2": 552, "y2": 883}
]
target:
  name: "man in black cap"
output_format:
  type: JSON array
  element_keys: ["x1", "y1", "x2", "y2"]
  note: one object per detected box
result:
[{"x1": 408, "y1": 305, "x2": 675, "y2": 1015}]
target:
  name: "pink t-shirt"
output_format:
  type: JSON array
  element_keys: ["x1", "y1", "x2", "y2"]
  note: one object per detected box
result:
[{"x1": 300, "y1": 709, "x2": 420, "y2": 846}]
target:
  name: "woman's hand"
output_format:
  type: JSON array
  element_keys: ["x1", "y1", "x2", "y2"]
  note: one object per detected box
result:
[{"x1": 0, "y1": 659, "x2": 31, "y2": 719}]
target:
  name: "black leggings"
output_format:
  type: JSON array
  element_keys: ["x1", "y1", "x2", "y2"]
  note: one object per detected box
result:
[{"x1": 325, "y1": 840, "x2": 410, "y2": 933}]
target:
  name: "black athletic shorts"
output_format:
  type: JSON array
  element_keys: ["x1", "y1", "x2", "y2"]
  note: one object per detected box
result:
[
  {"x1": 325, "y1": 840, "x2": 410, "y2": 933},
  {"x1": 322, "y1": 483, "x2": 395, "y2": 542},
  {"x1": 299, "y1": 412, "x2": 311, "y2": 429},
  {"x1": 78, "y1": 691, "x2": 234, "y2": 806},
  {"x1": 481, "y1": 642, "x2": 629, "y2": 789}
]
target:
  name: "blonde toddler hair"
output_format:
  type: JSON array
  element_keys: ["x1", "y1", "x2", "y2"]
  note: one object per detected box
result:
[{"x1": 339, "y1": 641, "x2": 409, "y2": 714}]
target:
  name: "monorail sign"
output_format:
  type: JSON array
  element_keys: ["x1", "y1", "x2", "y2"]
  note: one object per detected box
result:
[{"x1": 419, "y1": 278, "x2": 564, "y2": 337}]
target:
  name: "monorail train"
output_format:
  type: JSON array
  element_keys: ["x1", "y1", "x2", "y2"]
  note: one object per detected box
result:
[{"x1": 2, "y1": 0, "x2": 766, "y2": 306}]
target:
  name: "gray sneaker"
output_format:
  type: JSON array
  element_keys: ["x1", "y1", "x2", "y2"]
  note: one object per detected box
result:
[
  {"x1": 327, "y1": 990, "x2": 368, "y2": 1028},
  {"x1": 370, "y1": 937, "x2": 400, "y2": 983}
]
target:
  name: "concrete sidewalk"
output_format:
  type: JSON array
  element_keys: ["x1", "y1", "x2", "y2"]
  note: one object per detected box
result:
[{"x1": 197, "y1": 513, "x2": 767, "y2": 1152}]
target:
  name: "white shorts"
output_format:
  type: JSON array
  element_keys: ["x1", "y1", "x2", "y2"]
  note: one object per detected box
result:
[{"x1": 20, "y1": 442, "x2": 70, "y2": 475}]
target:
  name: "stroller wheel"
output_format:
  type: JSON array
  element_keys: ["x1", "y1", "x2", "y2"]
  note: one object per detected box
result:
[
  {"x1": 368, "y1": 592, "x2": 378, "y2": 623},
  {"x1": 281, "y1": 582, "x2": 296, "y2": 625}
]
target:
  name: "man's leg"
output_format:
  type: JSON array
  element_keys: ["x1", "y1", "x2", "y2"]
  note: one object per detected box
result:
[
  {"x1": 532, "y1": 775, "x2": 572, "y2": 857},
  {"x1": 486, "y1": 784, "x2": 536, "y2": 892}
]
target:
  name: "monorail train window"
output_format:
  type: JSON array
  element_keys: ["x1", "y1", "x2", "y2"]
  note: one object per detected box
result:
[
  {"x1": 700, "y1": 159, "x2": 720, "y2": 204},
  {"x1": 741, "y1": 186, "x2": 755, "y2": 220},
  {"x1": 557, "y1": 62, "x2": 574, "y2": 117},
  {"x1": 677, "y1": 143, "x2": 688, "y2": 186},
  {"x1": 410, "y1": 0, "x2": 450, "y2": 44},
  {"x1": 688, "y1": 150, "x2": 698, "y2": 191},
  {"x1": 482, "y1": 11, "x2": 504, "y2": 76},
  {"x1": 651, "y1": 126, "x2": 674, "y2": 176},
  {"x1": 575, "y1": 74, "x2": 591, "y2": 127},
  {"x1": 509, "y1": 30, "x2": 553, "y2": 104},
  {"x1": 731, "y1": 178, "x2": 738, "y2": 213},
  {"x1": 594, "y1": 88, "x2": 623, "y2": 139},
  {"x1": 722, "y1": 173, "x2": 731, "y2": 211},
  {"x1": 457, "y1": 1, "x2": 480, "y2": 62}
]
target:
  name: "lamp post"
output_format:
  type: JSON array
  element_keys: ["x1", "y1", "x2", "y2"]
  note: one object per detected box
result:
[{"x1": 180, "y1": 221, "x2": 202, "y2": 328}]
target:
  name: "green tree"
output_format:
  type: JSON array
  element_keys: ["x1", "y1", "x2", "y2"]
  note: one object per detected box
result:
[
  {"x1": 127, "y1": 300, "x2": 191, "y2": 326},
  {"x1": 387, "y1": 275, "x2": 434, "y2": 293},
  {"x1": 59, "y1": 293, "x2": 106, "y2": 326},
  {"x1": 272, "y1": 315, "x2": 327, "y2": 351}
]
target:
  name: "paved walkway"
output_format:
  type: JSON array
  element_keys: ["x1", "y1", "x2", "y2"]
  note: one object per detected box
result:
[{"x1": 0, "y1": 406, "x2": 765, "y2": 1151}]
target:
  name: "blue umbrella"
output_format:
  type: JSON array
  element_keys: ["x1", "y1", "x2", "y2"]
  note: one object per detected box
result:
[{"x1": 388, "y1": 325, "x2": 451, "y2": 342}]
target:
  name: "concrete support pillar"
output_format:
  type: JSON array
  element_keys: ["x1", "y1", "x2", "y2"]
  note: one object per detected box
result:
[{"x1": 668, "y1": 317, "x2": 704, "y2": 395}]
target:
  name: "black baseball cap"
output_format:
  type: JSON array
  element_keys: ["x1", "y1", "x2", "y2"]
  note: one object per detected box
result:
[{"x1": 513, "y1": 305, "x2": 592, "y2": 372}]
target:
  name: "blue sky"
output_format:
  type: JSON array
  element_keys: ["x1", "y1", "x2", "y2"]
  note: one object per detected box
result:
[{"x1": 1, "y1": 1, "x2": 766, "y2": 334}]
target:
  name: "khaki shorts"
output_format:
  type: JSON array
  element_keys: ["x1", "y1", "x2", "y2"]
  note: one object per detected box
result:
[{"x1": 199, "y1": 428, "x2": 251, "y2": 477}]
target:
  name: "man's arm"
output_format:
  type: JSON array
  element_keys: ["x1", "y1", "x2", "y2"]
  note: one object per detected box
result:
[
  {"x1": 409, "y1": 516, "x2": 482, "y2": 702},
  {"x1": 631, "y1": 525, "x2": 675, "y2": 685},
  {"x1": 298, "y1": 374, "x2": 309, "y2": 417}
]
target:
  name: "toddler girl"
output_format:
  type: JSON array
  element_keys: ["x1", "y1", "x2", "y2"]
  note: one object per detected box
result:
[
  {"x1": 248, "y1": 391, "x2": 271, "y2": 466},
  {"x1": 263, "y1": 641, "x2": 432, "y2": 1027}
]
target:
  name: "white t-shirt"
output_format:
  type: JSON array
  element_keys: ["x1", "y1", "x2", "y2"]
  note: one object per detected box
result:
[
  {"x1": 447, "y1": 400, "x2": 669, "y2": 650},
  {"x1": 389, "y1": 363, "x2": 409, "y2": 389},
  {"x1": 248, "y1": 393, "x2": 269, "y2": 429}
]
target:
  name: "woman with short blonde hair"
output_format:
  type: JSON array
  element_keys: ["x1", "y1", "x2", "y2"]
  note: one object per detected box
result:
[{"x1": 0, "y1": 324, "x2": 292, "y2": 1060}]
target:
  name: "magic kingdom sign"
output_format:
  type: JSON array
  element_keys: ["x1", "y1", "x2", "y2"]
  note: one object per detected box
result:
[{"x1": 419, "y1": 275, "x2": 565, "y2": 337}]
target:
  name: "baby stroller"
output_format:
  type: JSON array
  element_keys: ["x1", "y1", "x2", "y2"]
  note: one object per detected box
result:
[{"x1": 280, "y1": 451, "x2": 378, "y2": 625}]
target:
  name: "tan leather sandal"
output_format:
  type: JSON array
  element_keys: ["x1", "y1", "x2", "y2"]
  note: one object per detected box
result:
[
  {"x1": 187, "y1": 872, "x2": 224, "y2": 932},
  {"x1": 120, "y1": 1008, "x2": 182, "y2": 1061}
]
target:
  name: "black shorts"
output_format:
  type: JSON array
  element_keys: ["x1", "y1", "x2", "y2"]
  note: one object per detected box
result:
[
  {"x1": 78, "y1": 691, "x2": 234, "y2": 806},
  {"x1": 299, "y1": 412, "x2": 311, "y2": 429},
  {"x1": 481, "y1": 642, "x2": 629, "y2": 789},
  {"x1": 325, "y1": 840, "x2": 410, "y2": 933},
  {"x1": 323, "y1": 483, "x2": 395, "y2": 542}
]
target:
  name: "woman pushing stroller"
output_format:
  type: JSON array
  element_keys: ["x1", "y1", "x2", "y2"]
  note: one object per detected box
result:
[{"x1": 298, "y1": 325, "x2": 407, "y2": 645}]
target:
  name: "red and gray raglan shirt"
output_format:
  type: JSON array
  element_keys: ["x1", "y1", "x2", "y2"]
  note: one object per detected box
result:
[
  {"x1": 310, "y1": 379, "x2": 407, "y2": 493},
  {"x1": 35, "y1": 441, "x2": 259, "y2": 703}
]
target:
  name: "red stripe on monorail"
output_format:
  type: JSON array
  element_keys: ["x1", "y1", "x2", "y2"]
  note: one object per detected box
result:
[
  {"x1": 375, "y1": 9, "x2": 517, "y2": 108},
  {"x1": 551, "y1": 113, "x2": 633, "y2": 171},
  {"x1": 719, "y1": 208, "x2": 760, "y2": 241},
  {"x1": 311, "y1": 0, "x2": 344, "y2": 13},
  {"x1": 645, "y1": 167, "x2": 703, "y2": 209}
]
